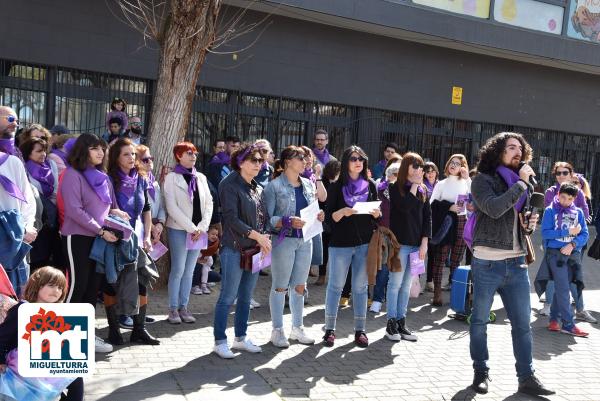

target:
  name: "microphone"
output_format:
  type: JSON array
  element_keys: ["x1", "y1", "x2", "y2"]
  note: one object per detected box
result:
[
  {"x1": 518, "y1": 162, "x2": 537, "y2": 186},
  {"x1": 523, "y1": 192, "x2": 545, "y2": 229}
]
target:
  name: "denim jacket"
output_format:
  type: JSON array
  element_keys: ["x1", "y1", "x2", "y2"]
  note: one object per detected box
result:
[{"x1": 263, "y1": 174, "x2": 317, "y2": 233}]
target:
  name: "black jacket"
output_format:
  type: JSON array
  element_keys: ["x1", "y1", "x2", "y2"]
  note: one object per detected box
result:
[
  {"x1": 389, "y1": 183, "x2": 432, "y2": 246},
  {"x1": 219, "y1": 171, "x2": 267, "y2": 250}
]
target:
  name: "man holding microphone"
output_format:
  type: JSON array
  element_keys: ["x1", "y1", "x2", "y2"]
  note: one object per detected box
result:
[{"x1": 469, "y1": 132, "x2": 555, "y2": 396}]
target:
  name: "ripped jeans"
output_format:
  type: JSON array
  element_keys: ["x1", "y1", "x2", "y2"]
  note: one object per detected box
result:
[{"x1": 269, "y1": 237, "x2": 313, "y2": 329}]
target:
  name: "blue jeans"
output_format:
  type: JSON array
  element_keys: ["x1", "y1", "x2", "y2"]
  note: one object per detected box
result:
[
  {"x1": 387, "y1": 246, "x2": 418, "y2": 320},
  {"x1": 372, "y1": 264, "x2": 389, "y2": 303},
  {"x1": 167, "y1": 228, "x2": 202, "y2": 310},
  {"x1": 270, "y1": 237, "x2": 312, "y2": 329},
  {"x1": 213, "y1": 246, "x2": 260, "y2": 344},
  {"x1": 546, "y1": 249, "x2": 580, "y2": 327},
  {"x1": 324, "y1": 244, "x2": 369, "y2": 331},
  {"x1": 545, "y1": 281, "x2": 583, "y2": 312},
  {"x1": 470, "y1": 256, "x2": 534, "y2": 381}
]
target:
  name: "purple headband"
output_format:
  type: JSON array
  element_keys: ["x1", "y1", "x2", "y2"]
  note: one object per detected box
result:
[{"x1": 236, "y1": 143, "x2": 265, "y2": 165}]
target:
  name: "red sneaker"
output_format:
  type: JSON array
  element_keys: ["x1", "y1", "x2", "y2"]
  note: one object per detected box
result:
[
  {"x1": 547, "y1": 320, "x2": 560, "y2": 332},
  {"x1": 561, "y1": 325, "x2": 589, "y2": 338}
]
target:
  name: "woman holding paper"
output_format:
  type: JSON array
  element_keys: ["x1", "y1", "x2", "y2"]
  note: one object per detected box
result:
[
  {"x1": 428, "y1": 154, "x2": 471, "y2": 306},
  {"x1": 105, "y1": 138, "x2": 159, "y2": 345},
  {"x1": 213, "y1": 143, "x2": 271, "y2": 359},
  {"x1": 323, "y1": 145, "x2": 380, "y2": 348},
  {"x1": 387, "y1": 152, "x2": 431, "y2": 342},
  {"x1": 264, "y1": 146, "x2": 324, "y2": 348},
  {"x1": 59, "y1": 133, "x2": 130, "y2": 353},
  {"x1": 164, "y1": 142, "x2": 213, "y2": 324}
]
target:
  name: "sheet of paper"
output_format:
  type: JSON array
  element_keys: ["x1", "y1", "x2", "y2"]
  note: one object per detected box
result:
[
  {"x1": 148, "y1": 241, "x2": 168, "y2": 261},
  {"x1": 299, "y1": 201, "x2": 323, "y2": 242},
  {"x1": 186, "y1": 232, "x2": 208, "y2": 250},
  {"x1": 252, "y1": 251, "x2": 272, "y2": 273},
  {"x1": 455, "y1": 194, "x2": 469, "y2": 216},
  {"x1": 409, "y1": 251, "x2": 425, "y2": 276},
  {"x1": 352, "y1": 201, "x2": 382, "y2": 215}
]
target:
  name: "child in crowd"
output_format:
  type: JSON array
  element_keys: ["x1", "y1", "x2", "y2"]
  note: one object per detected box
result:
[
  {"x1": 105, "y1": 97, "x2": 128, "y2": 132},
  {"x1": 191, "y1": 226, "x2": 221, "y2": 295},
  {"x1": 0, "y1": 266, "x2": 84, "y2": 400},
  {"x1": 541, "y1": 183, "x2": 589, "y2": 338}
]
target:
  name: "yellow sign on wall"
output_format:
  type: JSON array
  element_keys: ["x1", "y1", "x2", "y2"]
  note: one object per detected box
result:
[{"x1": 452, "y1": 86, "x2": 463, "y2": 105}]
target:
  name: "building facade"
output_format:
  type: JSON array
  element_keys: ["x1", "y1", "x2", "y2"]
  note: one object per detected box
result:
[{"x1": 1, "y1": 0, "x2": 600, "y2": 199}]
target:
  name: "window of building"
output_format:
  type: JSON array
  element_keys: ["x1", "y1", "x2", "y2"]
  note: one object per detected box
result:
[
  {"x1": 494, "y1": 0, "x2": 564, "y2": 34},
  {"x1": 411, "y1": 0, "x2": 491, "y2": 18},
  {"x1": 566, "y1": 0, "x2": 600, "y2": 43}
]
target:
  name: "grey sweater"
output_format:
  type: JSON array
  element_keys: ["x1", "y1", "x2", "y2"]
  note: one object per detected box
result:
[{"x1": 471, "y1": 172, "x2": 528, "y2": 251}]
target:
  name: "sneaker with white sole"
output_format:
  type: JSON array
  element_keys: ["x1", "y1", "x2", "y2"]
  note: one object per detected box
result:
[
  {"x1": 178, "y1": 308, "x2": 196, "y2": 323},
  {"x1": 369, "y1": 301, "x2": 382, "y2": 313},
  {"x1": 539, "y1": 303, "x2": 550, "y2": 316},
  {"x1": 289, "y1": 326, "x2": 315, "y2": 344},
  {"x1": 270, "y1": 328, "x2": 290, "y2": 348},
  {"x1": 167, "y1": 309, "x2": 182, "y2": 324},
  {"x1": 232, "y1": 337, "x2": 262, "y2": 353},
  {"x1": 201, "y1": 284, "x2": 211, "y2": 294},
  {"x1": 190, "y1": 285, "x2": 203, "y2": 295},
  {"x1": 213, "y1": 343, "x2": 236, "y2": 359},
  {"x1": 426, "y1": 281, "x2": 434, "y2": 292},
  {"x1": 250, "y1": 298, "x2": 261, "y2": 309},
  {"x1": 95, "y1": 336, "x2": 113, "y2": 353},
  {"x1": 576, "y1": 310, "x2": 597, "y2": 323}
]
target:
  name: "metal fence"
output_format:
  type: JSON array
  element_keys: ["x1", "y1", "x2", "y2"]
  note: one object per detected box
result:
[{"x1": 2, "y1": 57, "x2": 600, "y2": 205}]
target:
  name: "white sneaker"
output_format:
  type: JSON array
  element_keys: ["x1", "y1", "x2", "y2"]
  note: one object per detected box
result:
[
  {"x1": 539, "y1": 304, "x2": 550, "y2": 316},
  {"x1": 576, "y1": 310, "x2": 598, "y2": 323},
  {"x1": 289, "y1": 326, "x2": 315, "y2": 345},
  {"x1": 250, "y1": 298, "x2": 261, "y2": 309},
  {"x1": 213, "y1": 343, "x2": 236, "y2": 359},
  {"x1": 232, "y1": 337, "x2": 262, "y2": 353},
  {"x1": 426, "y1": 282, "x2": 434, "y2": 292},
  {"x1": 369, "y1": 301, "x2": 382, "y2": 314},
  {"x1": 95, "y1": 336, "x2": 113, "y2": 353},
  {"x1": 270, "y1": 328, "x2": 290, "y2": 348},
  {"x1": 190, "y1": 285, "x2": 203, "y2": 295}
]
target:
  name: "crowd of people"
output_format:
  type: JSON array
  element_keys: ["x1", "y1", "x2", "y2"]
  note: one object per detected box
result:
[{"x1": 0, "y1": 100, "x2": 598, "y2": 399}]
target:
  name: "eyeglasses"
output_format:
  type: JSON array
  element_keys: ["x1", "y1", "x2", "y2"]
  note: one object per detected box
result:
[
  {"x1": 3, "y1": 116, "x2": 19, "y2": 124},
  {"x1": 424, "y1": 169, "x2": 434, "y2": 174},
  {"x1": 291, "y1": 154, "x2": 306, "y2": 161},
  {"x1": 349, "y1": 156, "x2": 365, "y2": 163},
  {"x1": 142, "y1": 157, "x2": 154, "y2": 164},
  {"x1": 448, "y1": 161, "x2": 461, "y2": 167},
  {"x1": 131, "y1": 122, "x2": 143, "y2": 127},
  {"x1": 249, "y1": 157, "x2": 265, "y2": 165},
  {"x1": 185, "y1": 151, "x2": 198, "y2": 157},
  {"x1": 411, "y1": 162, "x2": 424, "y2": 170},
  {"x1": 555, "y1": 170, "x2": 570, "y2": 176}
]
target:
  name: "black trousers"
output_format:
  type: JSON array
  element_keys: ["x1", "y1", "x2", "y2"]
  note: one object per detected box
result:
[{"x1": 62, "y1": 234, "x2": 102, "y2": 306}]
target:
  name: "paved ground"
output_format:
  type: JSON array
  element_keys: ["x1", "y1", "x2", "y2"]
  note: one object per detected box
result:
[{"x1": 86, "y1": 231, "x2": 600, "y2": 401}]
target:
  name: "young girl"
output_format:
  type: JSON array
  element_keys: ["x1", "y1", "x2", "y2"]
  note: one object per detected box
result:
[
  {"x1": 105, "y1": 97, "x2": 129, "y2": 132},
  {"x1": 0, "y1": 266, "x2": 84, "y2": 401}
]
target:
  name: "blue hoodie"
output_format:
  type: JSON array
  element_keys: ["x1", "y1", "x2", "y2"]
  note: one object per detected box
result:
[{"x1": 541, "y1": 204, "x2": 589, "y2": 251}]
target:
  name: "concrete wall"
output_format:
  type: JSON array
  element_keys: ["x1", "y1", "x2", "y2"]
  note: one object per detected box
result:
[{"x1": 2, "y1": 0, "x2": 600, "y2": 136}]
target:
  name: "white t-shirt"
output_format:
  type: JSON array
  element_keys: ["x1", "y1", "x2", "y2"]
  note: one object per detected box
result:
[{"x1": 429, "y1": 175, "x2": 471, "y2": 204}]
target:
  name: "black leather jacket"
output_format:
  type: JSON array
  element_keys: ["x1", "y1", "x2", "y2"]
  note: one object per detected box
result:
[{"x1": 219, "y1": 170, "x2": 267, "y2": 250}]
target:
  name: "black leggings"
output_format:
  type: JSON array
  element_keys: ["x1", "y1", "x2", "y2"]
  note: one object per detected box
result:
[
  {"x1": 319, "y1": 232, "x2": 330, "y2": 277},
  {"x1": 60, "y1": 377, "x2": 84, "y2": 401},
  {"x1": 62, "y1": 235, "x2": 102, "y2": 306}
]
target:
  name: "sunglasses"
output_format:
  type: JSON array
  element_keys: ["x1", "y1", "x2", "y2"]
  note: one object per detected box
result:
[
  {"x1": 185, "y1": 151, "x2": 198, "y2": 157},
  {"x1": 555, "y1": 171, "x2": 570, "y2": 176},
  {"x1": 131, "y1": 122, "x2": 143, "y2": 127},
  {"x1": 411, "y1": 162, "x2": 424, "y2": 170},
  {"x1": 424, "y1": 169, "x2": 434, "y2": 174},
  {"x1": 142, "y1": 157, "x2": 154, "y2": 164},
  {"x1": 291, "y1": 154, "x2": 306, "y2": 161},
  {"x1": 349, "y1": 156, "x2": 365, "y2": 163},
  {"x1": 3, "y1": 116, "x2": 19, "y2": 124},
  {"x1": 249, "y1": 157, "x2": 265, "y2": 164}
]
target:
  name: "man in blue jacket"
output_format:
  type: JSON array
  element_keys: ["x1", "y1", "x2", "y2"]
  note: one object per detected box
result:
[{"x1": 541, "y1": 182, "x2": 589, "y2": 337}]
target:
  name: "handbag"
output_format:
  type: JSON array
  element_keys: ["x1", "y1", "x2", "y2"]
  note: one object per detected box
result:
[
  {"x1": 240, "y1": 245, "x2": 261, "y2": 271},
  {"x1": 587, "y1": 237, "x2": 600, "y2": 260},
  {"x1": 524, "y1": 234, "x2": 535, "y2": 265}
]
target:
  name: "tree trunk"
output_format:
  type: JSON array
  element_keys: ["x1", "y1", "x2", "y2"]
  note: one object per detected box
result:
[{"x1": 147, "y1": 0, "x2": 222, "y2": 287}]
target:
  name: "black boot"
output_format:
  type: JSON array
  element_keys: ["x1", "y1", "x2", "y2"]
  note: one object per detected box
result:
[
  {"x1": 130, "y1": 305, "x2": 160, "y2": 345},
  {"x1": 471, "y1": 370, "x2": 490, "y2": 394},
  {"x1": 105, "y1": 305, "x2": 124, "y2": 345},
  {"x1": 518, "y1": 375, "x2": 555, "y2": 396}
]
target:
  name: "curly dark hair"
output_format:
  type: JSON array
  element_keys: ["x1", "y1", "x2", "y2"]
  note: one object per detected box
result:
[{"x1": 476, "y1": 132, "x2": 532, "y2": 175}]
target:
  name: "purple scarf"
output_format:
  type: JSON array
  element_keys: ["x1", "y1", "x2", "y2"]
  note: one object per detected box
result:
[
  {"x1": 0, "y1": 138, "x2": 17, "y2": 156},
  {"x1": 496, "y1": 165, "x2": 527, "y2": 212},
  {"x1": 424, "y1": 179, "x2": 436, "y2": 197},
  {"x1": 377, "y1": 178, "x2": 388, "y2": 192},
  {"x1": 209, "y1": 151, "x2": 230, "y2": 166},
  {"x1": 404, "y1": 181, "x2": 425, "y2": 195},
  {"x1": 117, "y1": 168, "x2": 138, "y2": 199},
  {"x1": 342, "y1": 176, "x2": 369, "y2": 207},
  {"x1": 146, "y1": 171, "x2": 156, "y2": 201},
  {"x1": 0, "y1": 153, "x2": 27, "y2": 202},
  {"x1": 300, "y1": 167, "x2": 316, "y2": 184},
  {"x1": 25, "y1": 160, "x2": 54, "y2": 198},
  {"x1": 173, "y1": 164, "x2": 197, "y2": 201},
  {"x1": 551, "y1": 196, "x2": 578, "y2": 228},
  {"x1": 313, "y1": 147, "x2": 331, "y2": 165},
  {"x1": 82, "y1": 167, "x2": 112, "y2": 204}
]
